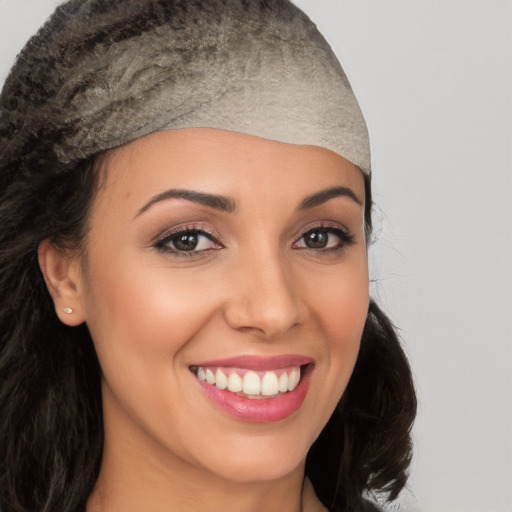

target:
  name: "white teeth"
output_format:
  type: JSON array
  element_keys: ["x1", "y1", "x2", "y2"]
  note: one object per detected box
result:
[
  {"x1": 205, "y1": 369, "x2": 215, "y2": 385},
  {"x1": 287, "y1": 368, "x2": 300, "y2": 391},
  {"x1": 227, "y1": 372, "x2": 243, "y2": 392},
  {"x1": 195, "y1": 365, "x2": 303, "y2": 396},
  {"x1": 242, "y1": 371, "x2": 261, "y2": 395},
  {"x1": 261, "y1": 371, "x2": 279, "y2": 396},
  {"x1": 215, "y1": 369, "x2": 228, "y2": 390},
  {"x1": 278, "y1": 372, "x2": 288, "y2": 392}
]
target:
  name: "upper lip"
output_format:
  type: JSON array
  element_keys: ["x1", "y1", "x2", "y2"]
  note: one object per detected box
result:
[{"x1": 190, "y1": 354, "x2": 314, "y2": 371}]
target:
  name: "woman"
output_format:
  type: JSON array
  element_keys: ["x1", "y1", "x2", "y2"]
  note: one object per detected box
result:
[{"x1": 0, "y1": 1, "x2": 416, "y2": 511}]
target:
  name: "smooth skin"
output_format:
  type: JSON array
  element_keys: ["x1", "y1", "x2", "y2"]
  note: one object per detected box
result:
[{"x1": 39, "y1": 128, "x2": 369, "y2": 512}]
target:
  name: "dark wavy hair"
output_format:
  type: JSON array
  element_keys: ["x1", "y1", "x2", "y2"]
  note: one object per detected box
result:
[{"x1": 0, "y1": 1, "x2": 416, "y2": 511}]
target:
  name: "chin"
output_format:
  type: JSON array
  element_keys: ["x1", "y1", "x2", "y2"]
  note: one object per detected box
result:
[
  {"x1": 203, "y1": 449, "x2": 307, "y2": 484},
  {"x1": 182, "y1": 422, "x2": 319, "y2": 484}
]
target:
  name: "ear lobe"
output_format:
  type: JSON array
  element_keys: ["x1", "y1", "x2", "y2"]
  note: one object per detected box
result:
[{"x1": 38, "y1": 239, "x2": 86, "y2": 326}]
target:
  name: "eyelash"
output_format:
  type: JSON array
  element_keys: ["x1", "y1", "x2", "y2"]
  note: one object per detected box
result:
[
  {"x1": 153, "y1": 225, "x2": 222, "y2": 257},
  {"x1": 293, "y1": 224, "x2": 355, "y2": 253},
  {"x1": 153, "y1": 223, "x2": 355, "y2": 257}
]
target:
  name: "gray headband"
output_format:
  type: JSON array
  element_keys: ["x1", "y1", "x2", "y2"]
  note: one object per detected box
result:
[{"x1": 1, "y1": 0, "x2": 371, "y2": 174}]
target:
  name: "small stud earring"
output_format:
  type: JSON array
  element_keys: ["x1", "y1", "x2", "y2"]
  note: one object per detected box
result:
[{"x1": 63, "y1": 307, "x2": 74, "y2": 314}]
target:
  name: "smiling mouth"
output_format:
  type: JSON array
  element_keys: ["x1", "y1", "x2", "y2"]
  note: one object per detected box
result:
[
  {"x1": 190, "y1": 364, "x2": 309, "y2": 399},
  {"x1": 190, "y1": 356, "x2": 314, "y2": 422}
]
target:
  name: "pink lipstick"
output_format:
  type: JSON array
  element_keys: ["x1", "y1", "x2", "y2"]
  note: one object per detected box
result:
[{"x1": 190, "y1": 355, "x2": 314, "y2": 423}]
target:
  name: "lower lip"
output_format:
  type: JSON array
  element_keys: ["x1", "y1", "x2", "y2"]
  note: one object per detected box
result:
[{"x1": 195, "y1": 365, "x2": 313, "y2": 423}]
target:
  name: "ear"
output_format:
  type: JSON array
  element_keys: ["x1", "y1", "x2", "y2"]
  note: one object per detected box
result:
[{"x1": 38, "y1": 239, "x2": 86, "y2": 326}]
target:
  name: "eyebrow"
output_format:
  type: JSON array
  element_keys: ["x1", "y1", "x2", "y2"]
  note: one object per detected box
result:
[
  {"x1": 135, "y1": 184, "x2": 361, "y2": 218},
  {"x1": 135, "y1": 189, "x2": 236, "y2": 217},
  {"x1": 299, "y1": 186, "x2": 362, "y2": 209}
]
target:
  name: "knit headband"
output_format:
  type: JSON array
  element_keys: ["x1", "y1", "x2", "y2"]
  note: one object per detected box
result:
[{"x1": 0, "y1": 0, "x2": 371, "y2": 175}]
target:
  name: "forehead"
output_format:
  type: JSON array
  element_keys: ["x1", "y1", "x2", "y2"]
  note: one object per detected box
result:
[{"x1": 97, "y1": 128, "x2": 365, "y2": 204}]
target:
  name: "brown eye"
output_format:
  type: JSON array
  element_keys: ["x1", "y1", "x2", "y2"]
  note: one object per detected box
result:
[
  {"x1": 294, "y1": 226, "x2": 355, "y2": 252},
  {"x1": 303, "y1": 230, "x2": 329, "y2": 249},
  {"x1": 172, "y1": 233, "x2": 200, "y2": 251},
  {"x1": 155, "y1": 228, "x2": 222, "y2": 255}
]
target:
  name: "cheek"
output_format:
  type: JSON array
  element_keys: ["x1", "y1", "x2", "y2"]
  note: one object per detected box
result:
[
  {"x1": 80, "y1": 254, "x2": 228, "y2": 455},
  {"x1": 320, "y1": 275, "x2": 368, "y2": 346},
  {"x1": 81, "y1": 252, "x2": 222, "y2": 380},
  {"x1": 307, "y1": 249, "x2": 369, "y2": 337},
  {"x1": 304, "y1": 254, "x2": 369, "y2": 397}
]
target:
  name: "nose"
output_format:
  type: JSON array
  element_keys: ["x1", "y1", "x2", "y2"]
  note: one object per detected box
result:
[{"x1": 223, "y1": 247, "x2": 305, "y2": 339}]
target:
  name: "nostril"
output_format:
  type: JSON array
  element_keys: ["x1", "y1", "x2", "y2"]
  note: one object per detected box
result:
[{"x1": 224, "y1": 301, "x2": 303, "y2": 339}]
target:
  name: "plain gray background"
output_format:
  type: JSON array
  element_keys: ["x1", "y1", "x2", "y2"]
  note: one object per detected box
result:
[{"x1": 1, "y1": 1, "x2": 511, "y2": 511}]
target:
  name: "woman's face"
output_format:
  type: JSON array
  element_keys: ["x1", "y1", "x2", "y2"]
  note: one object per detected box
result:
[{"x1": 74, "y1": 128, "x2": 368, "y2": 483}]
